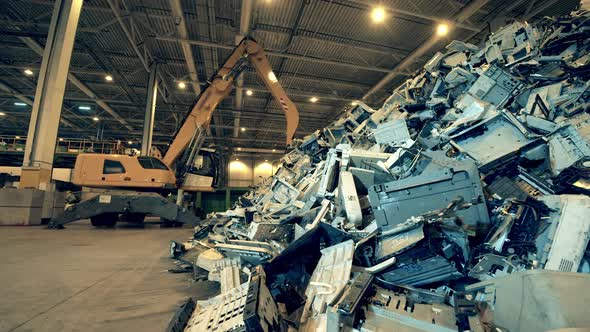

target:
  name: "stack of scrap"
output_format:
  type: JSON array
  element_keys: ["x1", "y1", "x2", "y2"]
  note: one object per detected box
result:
[{"x1": 168, "y1": 11, "x2": 590, "y2": 332}]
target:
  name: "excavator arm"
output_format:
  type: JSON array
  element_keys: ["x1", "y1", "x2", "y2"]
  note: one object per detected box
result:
[{"x1": 162, "y1": 38, "x2": 299, "y2": 167}]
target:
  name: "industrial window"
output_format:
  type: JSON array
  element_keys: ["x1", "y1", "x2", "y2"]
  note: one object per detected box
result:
[
  {"x1": 137, "y1": 157, "x2": 169, "y2": 170},
  {"x1": 103, "y1": 159, "x2": 126, "y2": 174}
]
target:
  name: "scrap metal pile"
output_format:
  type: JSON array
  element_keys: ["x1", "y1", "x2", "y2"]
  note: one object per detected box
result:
[{"x1": 168, "y1": 11, "x2": 590, "y2": 332}]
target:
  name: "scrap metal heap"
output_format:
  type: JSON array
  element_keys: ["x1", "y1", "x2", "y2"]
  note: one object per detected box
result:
[{"x1": 168, "y1": 11, "x2": 590, "y2": 332}]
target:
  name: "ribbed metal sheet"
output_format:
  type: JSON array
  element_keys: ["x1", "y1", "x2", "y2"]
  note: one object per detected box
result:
[{"x1": 0, "y1": 0, "x2": 576, "y2": 148}]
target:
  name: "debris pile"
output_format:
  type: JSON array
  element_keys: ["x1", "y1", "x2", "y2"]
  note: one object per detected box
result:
[{"x1": 169, "y1": 11, "x2": 590, "y2": 332}]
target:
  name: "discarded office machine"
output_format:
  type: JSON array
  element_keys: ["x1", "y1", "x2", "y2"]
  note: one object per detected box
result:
[{"x1": 167, "y1": 11, "x2": 590, "y2": 332}]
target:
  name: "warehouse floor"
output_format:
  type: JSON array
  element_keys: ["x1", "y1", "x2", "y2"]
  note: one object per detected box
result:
[{"x1": 0, "y1": 221, "x2": 219, "y2": 332}]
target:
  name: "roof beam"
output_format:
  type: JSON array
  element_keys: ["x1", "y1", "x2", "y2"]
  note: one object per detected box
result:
[
  {"x1": 154, "y1": 36, "x2": 397, "y2": 73},
  {"x1": 76, "y1": 38, "x2": 141, "y2": 104},
  {"x1": 0, "y1": 80, "x2": 77, "y2": 128},
  {"x1": 105, "y1": 0, "x2": 172, "y2": 103},
  {"x1": 168, "y1": 0, "x2": 201, "y2": 96},
  {"x1": 17, "y1": 36, "x2": 134, "y2": 130}
]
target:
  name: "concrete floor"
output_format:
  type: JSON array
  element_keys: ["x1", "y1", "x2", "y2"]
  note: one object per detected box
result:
[{"x1": 0, "y1": 221, "x2": 219, "y2": 332}]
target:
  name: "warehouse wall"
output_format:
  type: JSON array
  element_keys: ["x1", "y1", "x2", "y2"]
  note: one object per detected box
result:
[{"x1": 227, "y1": 158, "x2": 279, "y2": 188}]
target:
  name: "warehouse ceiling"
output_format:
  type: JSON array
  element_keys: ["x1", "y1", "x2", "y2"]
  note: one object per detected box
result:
[{"x1": 0, "y1": 0, "x2": 580, "y2": 152}]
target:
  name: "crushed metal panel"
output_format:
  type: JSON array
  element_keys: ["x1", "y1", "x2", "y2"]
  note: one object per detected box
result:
[
  {"x1": 348, "y1": 150, "x2": 392, "y2": 170},
  {"x1": 525, "y1": 82, "x2": 563, "y2": 118},
  {"x1": 468, "y1": 254, "x2": 518, "y2": 281},
  {"x1": 467, "y1": 65, "x2": 522, "y2": 107},
  {"x1": 444, "y1": 67, "x2": 475, "y2": 89},
  {"x1": 316, "y1": 149, "x2": 338, "y2": 197},
  {"x1": 184, "y1": 283, "x2": 249, "y2": 332},
  {"x1": 450, "y1": 112, "x2": 537, "y2": 172},
  {"x1": 547, "y1": 125, "x2": 590, "y2": 176},
  {"x1": 338, "y1": 171, "x2": 362, "y2": 228},
  {"x1": 375, "y1": 225, "x2": 424, "y2": 260},
  {"x1": 349, "y1": 167, "x2": 376, "y2": 192},
  {"x1": 374, "y1": 120, "x2": 411, "y2": 146},
  {"x1": 210, "y1": 258, "x2": 241, "y2": 293},
  {"x1": 378, "y1": 254, "x2": 463, "y2": 287},
  {"x1": 243, "y1": 267, "x2": 281, "y2": 331},
  {"x1": 214, "y1": 240, "x2": 275, "y2": 265},
  {"x1": 300, "y1": 240, "x2": 354, "y2": 331},
  {"x1": 536, "y1": 195, "x2": 590, "y2": 272},
  {"x1": 361, "y1": 287, "x2": 457, "y2": 332},
  {"x1": 196, "y1": 248, "x2": 225, "y2": 271},
  {"x1": 464, "y1": 270, "x2": 590, "y2": 332}
]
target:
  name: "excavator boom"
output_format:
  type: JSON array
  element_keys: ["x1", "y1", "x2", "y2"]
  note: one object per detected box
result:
[{"x1": 162, "y1": 38, "x2": 299, "y2": 167}]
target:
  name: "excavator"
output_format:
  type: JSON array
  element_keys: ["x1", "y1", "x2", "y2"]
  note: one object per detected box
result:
[{"x1": 48, "y1": 37, "x2": 299, "y2": 228}]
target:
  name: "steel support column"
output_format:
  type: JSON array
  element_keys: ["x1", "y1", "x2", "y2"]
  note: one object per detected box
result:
[
  {"x1": 21, "y1": 0, "x2": 83, "y2": 190},
  {"x1": 233, "y1": 0, "x2": 254, "y2": 139},
  {"x1": 142, "y1": 63, "x2": 158, "y2": 156}
]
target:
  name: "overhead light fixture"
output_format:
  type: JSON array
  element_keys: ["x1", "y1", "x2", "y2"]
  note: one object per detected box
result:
[
  {"x1": 371, "y1": 6, "x2": 386, "y2": 23},
  {"x1": 436, "y1": 23, "x2": 450, "y2": 36},
  {"x1": 268, "y1": 71, "x2": 278, "y2": 83},
  {"x1": 78, "y1": 105, "x2": 91, "y2": 110},
  {"x1": 237, "y1": 147, "x2": 242, "y2": 151},
  {"x1": 92, "y1": 116, "x2": 99, "y2": 122},
  {"x1": 272, "y1": 149, "x2": 276, "y2": 152},
  {"x1": 105, "y1": 75, "x2": 113, "y2": 82},
  {"x1": 351, "y1": 101, "x2": 358, "y2": 106},
  {"x1": 310, "y1": 97, "x2": 318, "y2": 103},
  {"x1": 14, "y1": 102, "x2": 27, "y2": 106},
  {"x1": 0, "y1": 112, "x2": 5, "y2": 116},
  {"x1": 59, "y1": 138, "x2": 64, "y2": 141},
  {"x1": 24, "y1": 69, "x2": 33, "y2": 76},
  {"x1": 128, "y1": 141, "x2": 133, "y2": 144},
  {"x1": 15, "y1": 136, "x2": 21, "y2": 139},
  {"x1": 241, "y1": 127, "x2": 246, "y2": 132},
  {"x1": 246, "y1": 89, "x2": 253, "y2": 96},
  {"x1": 235, "y1": 158, "x2": 240, "y2": 161},
  {"x1": 264, "y1": 159, "x2": 269, "y2": 162},
  {"x1": 178, "y1": 81, "x2": 186, "y2": 89}
]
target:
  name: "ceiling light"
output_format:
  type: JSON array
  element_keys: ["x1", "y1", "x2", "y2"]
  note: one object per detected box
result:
[
  {"x1": 310, "y1": 97, "x2": 318, "y2": 103},
  {"x1": 246, "y1": 89, "x2": 253, "y2": 96},
  {"x1": 105, "y1": 75, "x2": 113, "y2": 82},
  {"x1": 78, "y1": 105, "x2": 91, "y2": 110},
  {"x1": 268, "y1": 71, "x2": 278, "y2": 83},
  {"x1": 14, "y1": 102, "x2": 27, "y2": 106},
  {"x1": 0, "y1": 112, "x2": 5, "y2": 116},
  {"x1": 24, "y1": 69, "x2": 33, "y2": 76},
  {"x1": 436, "y1": 23, "x2": 450, "y2": 36},
  {"x1": 351, "y1": 101, "x2": 358, "y2": 106},
  {"x1": 92, "y1": 116, "x2": 99, "y2": 122},
  {"x1": 15, "y1": 136, "x2": 21, "y2": 139},
  {"x1": 59, "y1": 138, "x2": 64, "y2": 141},
  {"x1": 241, "y1": 127, "x2": 246, "y2": 132},
  {"x1": 235, "y1": 158, "x2": 240, "y2": 161},
  {"x1": 264, "y1": 159, "x2": 268, "y2": 162},
  {"x1": 128, "y1": 141, "x2": 133, "y2": 144},
  {"x1": 237, "y1": 147, "x2": 242, "y2": 151},
  {"x1": 178, "y1": 81, "x2": 186, "y2": 89},
  {"x1": 272, "y1": 149, "x2": 276, "y2": 152},
  {"x1": 371, "y1": 6, "x2": 386, "y2": 23}
]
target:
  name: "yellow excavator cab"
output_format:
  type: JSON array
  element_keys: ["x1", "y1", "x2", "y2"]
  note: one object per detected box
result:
[{"x1": 71, "y1": 154, "x2": 176, "y2": 190}]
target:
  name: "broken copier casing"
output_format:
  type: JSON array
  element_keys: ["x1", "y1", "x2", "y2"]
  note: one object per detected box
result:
[
  {"x1": 368, "y1": 151, "x2": 490, "y2": 234},
  {"x1": 166, "y1": 10, "x2": 590, "y2": 332}
]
